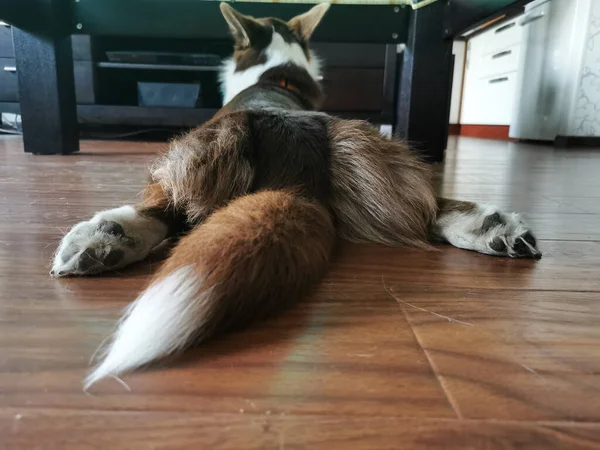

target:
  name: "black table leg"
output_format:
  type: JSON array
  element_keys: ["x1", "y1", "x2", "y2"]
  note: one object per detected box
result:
[
  {"x1": 12, "y1": 28, "x2": 79, "y2": 155},
  {"x1": 396, "y1": 1, "x2": 453, "y2": 163}
]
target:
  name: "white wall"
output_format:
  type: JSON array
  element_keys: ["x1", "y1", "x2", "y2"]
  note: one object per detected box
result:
[
  {"x1": 449, "y1": 41, "x2": 466, "y2": 124},
  {"x1": 571, "y1": 0, "x2": 600, "y2": 136}
]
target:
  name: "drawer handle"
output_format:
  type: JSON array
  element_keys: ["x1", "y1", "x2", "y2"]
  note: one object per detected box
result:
[
  {"x1": 489, "y1": 77, "x2": 509, "y2": 84},
  {"x1": 492, "y1": 50, "x2": 512, "y2": 59},
  {"x1": 495, "y1": 22, "x2": 516, "y2": 33},
  {"x1": 521, "y1": 13, "x2": 545, "y2": 27},
  {"x1": 3, "y1": 66, "x2": 16, "y2": 73}
]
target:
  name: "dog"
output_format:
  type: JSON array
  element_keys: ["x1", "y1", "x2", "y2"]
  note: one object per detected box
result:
[{"x1": 50, "y1": 3, "x2": 541, "y2": 389}]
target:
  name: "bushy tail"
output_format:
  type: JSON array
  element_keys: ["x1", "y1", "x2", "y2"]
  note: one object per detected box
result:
[{"x1": 85, "y1": 190, "x2": 335, "y2": 388}]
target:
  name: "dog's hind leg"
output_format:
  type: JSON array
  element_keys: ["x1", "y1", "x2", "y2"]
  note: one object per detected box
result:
[
  {"x1": 326, "y1": 119, "x2": 541, "y2": 258},
  {"x1": 51, "y1": 183, "x2": 184, "y2": 277},
  {"x1": 52, "y1": 112, "x2": 255, "y2": 277},
  {"x1": 433, "y1": 198, "x2": 542, "y2": 259},
  {"x1": 327, "y1": 119, "x2": 437, "y2": 248}
]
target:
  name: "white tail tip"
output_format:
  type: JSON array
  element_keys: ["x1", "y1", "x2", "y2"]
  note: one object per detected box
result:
[{"x1": 84, "y1": 266, "x2": 205, "y2": 390}]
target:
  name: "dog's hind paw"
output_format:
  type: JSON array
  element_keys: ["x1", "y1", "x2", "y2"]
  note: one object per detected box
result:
[
  {"x1": 51, "y1": 219, "x2": 135, "y2": 277},
  {"x1": 51, "y1": 205, "x2": 167, "y2": 277},
  {"x1": 437, "y1": 205, "x2": 542, "y2": 259}
]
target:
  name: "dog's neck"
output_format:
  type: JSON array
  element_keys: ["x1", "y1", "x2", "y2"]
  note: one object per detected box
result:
[
  {"x1": 219, "y1": 30, "x2": 322, "y2": 105},
  {"x1": 215, "y1": 64, "x2": 324, "y2": 117},
  {"x1": 274, "y1": 78, "x2": 301, "y2": 95}
]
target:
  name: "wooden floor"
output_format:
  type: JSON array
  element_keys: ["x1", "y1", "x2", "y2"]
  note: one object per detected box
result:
[{"x1": 1, "y1": 136, "x2": 600, "y2": 449}]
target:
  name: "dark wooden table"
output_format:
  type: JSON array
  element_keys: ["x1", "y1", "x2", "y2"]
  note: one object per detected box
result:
[{"x1": 0, "y1": 0, "x2": 530, "y2": 161}]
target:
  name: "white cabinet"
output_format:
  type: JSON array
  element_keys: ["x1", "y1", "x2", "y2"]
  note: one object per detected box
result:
[
  {"x1": 460, "y1": 16, "x2": 524, "y2": 126},
  {"x1": 478, "y1": 43, "x2": 521, "y2": 79},
  {"x1": 449, "y1": 41, "x2": 466, "y2": 124},
  {"x1": 463, "y1": 73, "x2": 519, "y2": 125}
]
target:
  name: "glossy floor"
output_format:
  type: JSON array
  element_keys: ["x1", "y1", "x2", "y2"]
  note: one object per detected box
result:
[{"x1": 1, "y1": 136, "x2": 599, "y2": 449}]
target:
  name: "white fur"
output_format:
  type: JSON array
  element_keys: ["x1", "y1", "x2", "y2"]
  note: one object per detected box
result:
[
  {"x1": 437, "y1": 204, "x2": 539, "y2": 257},
  {"x1": 51, "y1": 205, "x2": 168, "y2": 276},
  {"x1": 84, "y1": 266, "x2": 207, "y2": 389},
  {"x1": 219, "y1": 31, "x2": 322, "y2": 104}
]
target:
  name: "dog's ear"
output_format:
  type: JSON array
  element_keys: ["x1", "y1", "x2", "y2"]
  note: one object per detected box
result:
[
  {"x1": 220, "y1": 3, "x2": 262, "y2": 47},
  {"x1": 288, "y1": 3, "x2": 330, "y2": 41}
]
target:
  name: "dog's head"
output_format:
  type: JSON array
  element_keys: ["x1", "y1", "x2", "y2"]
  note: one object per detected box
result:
[{"x1": 219, "y1": 2, "x2": 329, "y2": 104}]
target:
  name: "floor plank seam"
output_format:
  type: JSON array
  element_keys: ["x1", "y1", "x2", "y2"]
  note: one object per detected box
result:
[
  {"x1": 382, "y1": 278, "x2": 465, "y2": 420},
  {"x1": 3, "y1": 406, "x2": 600, "y2": 426}
]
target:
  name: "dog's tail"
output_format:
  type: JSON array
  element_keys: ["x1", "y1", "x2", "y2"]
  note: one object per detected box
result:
[{"x1": 84, "y1": 190, "x2": 335, "y2": 389}]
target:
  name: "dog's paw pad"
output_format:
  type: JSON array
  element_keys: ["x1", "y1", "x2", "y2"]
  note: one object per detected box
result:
[
  {"x1": 51, "y1": 220, "x2": 133, "y2": 277},
  {"x1": 511, "y1": 232, "x2": 541, "y2": 259},
  {"x1": 481, "y1": 213, "x2": 542, "y2": 259},
  {"x1": 489, "y1": 236, "x2": 507, "y2": 253},
  {"x1": 480, "y1": 212, "x2": 504, "y2": 234}
]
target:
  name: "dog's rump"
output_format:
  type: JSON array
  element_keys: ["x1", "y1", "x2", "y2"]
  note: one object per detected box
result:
[
  {"x1": 152, "y1": 108, "x2": 437, "y2": 247},
  {"x1": 151, "y1": 109, "x2": 333, "y2": 220}
]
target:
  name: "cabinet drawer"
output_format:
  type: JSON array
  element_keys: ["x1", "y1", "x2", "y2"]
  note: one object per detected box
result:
[
  {"x1": 0, "y1": 58, "x2": 18, "y2": 101},
  {"x1": 460, "y1": 72, "x2": 518, "y2": 125},
  {"x1": 479, "y1": 44, "x2": 521, "y2": 79},
  {"x1": 478, "y1": 17, "x2": 523, "y2": 56},
  {"x1": 321, "y1": 68, "x2": 384, "y2": 112},
  {"x1": 0, "y1": 58, "x2": 95, "y2": 104},
  {"x1": 0, "y1": 24, "x2": 12, "y2": 58}
]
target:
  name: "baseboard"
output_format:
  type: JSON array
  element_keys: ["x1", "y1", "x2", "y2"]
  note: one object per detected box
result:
[
  {"x1": 555, "y1": 135, "x2": 600, "y2": 148},
  {"x1": 448, "y1": 124, "x2": 461, "y2": 135},
  {"x1": 458, "y1": 125, "x2": 515, "y2": 141}
]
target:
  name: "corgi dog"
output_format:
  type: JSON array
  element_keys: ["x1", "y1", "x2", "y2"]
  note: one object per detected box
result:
[{"x1": 51, "y1": 3, "x2": 541, "y2": 389}]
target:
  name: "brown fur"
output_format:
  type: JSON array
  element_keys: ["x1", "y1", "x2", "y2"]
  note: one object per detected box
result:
[
  {"x1": 150, "y1": 111, "x2": 439, "y2": 251},
  {"x1": 150, "y1": 113, "x2": 255, "y2": 224},
  {"x1": 82, "y1": 4, "x2": 450, "y2": 381},
  {"x1": 153, "y1": 190, "x2": 335, "y2": 337},
  {"x1": 56, "y1": 4, "x2": 539, "y2": 386},
  {"x1": 436, "y1": 197, "x2": 477, "y2": 215},
  {"x1": 327, "y1": 119, "x2": 437, "y2": 248},
  {"x1": 134, "y1": 4, "x2": 437, "y2": 360},
  {"x1": 136, "y1": 183, "x2": 188, "y2": 236}
]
